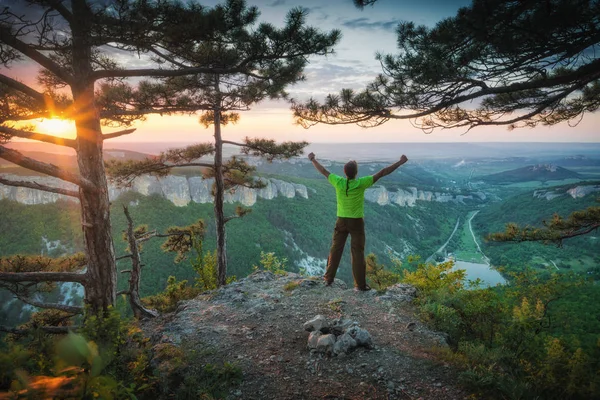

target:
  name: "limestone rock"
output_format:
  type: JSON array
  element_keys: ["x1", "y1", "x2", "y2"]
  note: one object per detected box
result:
[
  {"x1": 568, "y1": 185, "x2": 600, "y2": 198},
  {"x1": 346, "y1": 326, "x2": 373, "y2": 349},
  {"x1": 303, "y1": 315, "x2": 329, "y2": 332},
  {"x1": 333, "y1": 332, "x2": 357, "y2": 355},
  {"x1": 158, "y1": 175, "x2": 191, "y2": 206},
  {"x1": 307, "y1": 331, "x2": 322, "y2": 349},
  {"x1": 0, "y1": 173, "x2": 309, "y2": 207},
  {"x1": 316, "y1": 334, "x2": 336, "y2": 355}
]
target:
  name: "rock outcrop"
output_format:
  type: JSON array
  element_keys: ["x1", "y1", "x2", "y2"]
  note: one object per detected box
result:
[
  {"x1": 0, "y1": 174, "x2": 309, "y2": 207},
  {"x1": 365, "y1": 186, "x2": 475, "y2": 207},
  {"x1": 533, "y1": 185, "x2": 600, "y2": 200}
]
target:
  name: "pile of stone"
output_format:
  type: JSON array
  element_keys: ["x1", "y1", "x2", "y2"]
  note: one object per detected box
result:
[{"x1": 303, "y1": 315, "x2": 372, "y2": 356}]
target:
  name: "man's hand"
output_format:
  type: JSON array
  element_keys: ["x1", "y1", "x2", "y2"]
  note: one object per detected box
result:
[
  {"x1": 400, "y1": 155, "x2": 408, "y2": 163},
  {"x1": 308, "y1": 152, "x2": 330, "y2": 178}
]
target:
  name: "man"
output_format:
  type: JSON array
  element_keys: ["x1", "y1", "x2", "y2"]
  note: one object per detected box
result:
[{"x1": 308, "y1": 152, "x2": 409, "y2": 291}]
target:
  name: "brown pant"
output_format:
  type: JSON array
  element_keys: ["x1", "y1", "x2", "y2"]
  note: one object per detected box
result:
[{"x1": 325, "y1": 217, "x2": 367, "y2": 288}]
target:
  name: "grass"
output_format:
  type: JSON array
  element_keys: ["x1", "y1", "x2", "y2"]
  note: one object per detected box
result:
[
  {"x1": 452, "y1": 211, "x2": 488, "y2": 264},
  {"x1": 283, "y1": 281, "x2": 300, "y2": 292}
]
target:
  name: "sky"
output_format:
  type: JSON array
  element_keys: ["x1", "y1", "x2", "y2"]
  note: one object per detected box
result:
[{"x1": 5, "y1": 0, "x2": 600, "y2": 144}]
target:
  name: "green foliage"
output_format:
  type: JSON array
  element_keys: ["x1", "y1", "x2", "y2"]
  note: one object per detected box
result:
[
  {"x1": 253, "y1": 251, "x2": 288, "y2": 275},
  {"x1": 107, "y1": 144, "x2": 215, "y2": 186},
  {"x1": 241, "y1": 137, "x2": 309, "y2": 161},
  {"x1": 401, "y1": 260, "x2": 465, "y2": 296},
  {"x1": 283, "y1": 280, "x2": 300, "y2": 292},
  {"x1": 488, "y1": 202, "x2": 600, "y2": 246},
  {"x1": 143, "y1": 276, "x2": 200, "y2": 314},
  {"x1": 402, "y1": 262, "x2": 600, "y2": 399},
  {"x1": 365, "y1": 253, "x2": 401, "y2": 291},
  {"x1": 327, "y1": 297, "x2": 344, "y2": 313},
  {"x1": 293, "y1": 0, "x2": 600, "y2": 130}
]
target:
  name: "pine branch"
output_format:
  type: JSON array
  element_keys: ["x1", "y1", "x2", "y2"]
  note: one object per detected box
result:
[
  {"x1": 0, "y1": 125, "x2": 76, "y2": 148},
  {"x1": 91, "y1": 66, "x2": 249, "y2": 81},
  {"x1": 45, "y1": 0, "x2": 74, "y2": 24},
  {"x1": 102, "y1": 128, "x2": 137, "y2": 141},
  {"x1": 0, "y1": 326, "x2": 75, "y2": 334},
  {"x1": 0, "y1": 146, "x2": 95, "y2": 191},
  {"x1": 487, "y1": 205, "x2": 600, "y2": 246},
  {"x1": 0, "y1": 176, "x2": 79, "y2": 198},
  {"x1": 0, "y1": 271, "x2": 87, "y2": 283},
  {"x1": 0, "y1": 26, "x2": 74, "y2": 85},
  {"x1": 106, "y1": 143, "x2": 215, "y2": 186},
  {"x1": 223, "y1": 138, "x2": 308, "y2": 161},
  {"x1": 0, "y1": 74, "x2": 47, "y2": 106},
  {"x1": 14, "y1": 294, "x2": 83, "y2": 314}
]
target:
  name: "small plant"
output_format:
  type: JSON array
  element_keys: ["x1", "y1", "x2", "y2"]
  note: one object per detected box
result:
[
  {"x1": 143, "y1": 276, "x2": 200, "y2": 313},
  {"x1": 284, "y1": 281, "x2": 300, "y2": 292},
  {"x1": 366, "y1": 253, "x2": 402, "y2": 291},
  {"x1": 253, "y1": 251, "x2": 288, "y2": 275},
  {"x1": 327, "y1": 297, "x2": 344, "y2": 313}
]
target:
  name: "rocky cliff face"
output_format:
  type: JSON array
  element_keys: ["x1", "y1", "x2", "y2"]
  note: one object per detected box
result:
[
  {"x1": 533, "y1": 185, "x2": 600, "y2": 200},
  {"x1": 0, "y1": 174, "x2": 309, "y2": 207},
  {"x1": 364, "y1": 186, "x2": 483, "y2": 207}
]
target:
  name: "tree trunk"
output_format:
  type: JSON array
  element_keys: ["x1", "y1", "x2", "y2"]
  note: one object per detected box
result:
[
  {"x1": 71, "y1": 0, "x2": 116, "y2": 313},
  {"x1": 213, "y1": 105, "x2": 227, "y2": 287},
  {"x1": 123, "y1": 206, "x2": 159, "y2": 319}
]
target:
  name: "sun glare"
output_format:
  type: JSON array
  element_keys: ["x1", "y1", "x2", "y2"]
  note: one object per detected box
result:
[{"x1": 37, "y1": 118, "x2": 75, "y2": 136}]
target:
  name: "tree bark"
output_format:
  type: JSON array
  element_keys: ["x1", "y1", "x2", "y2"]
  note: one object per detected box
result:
[
  {"x1": 122, "y1": 206, "x2": 159, "y2": 319},
  {"x1": 70, "y1": 0, "x2": 116, "y2": 313},
  {"x1": 213, "y1": 103, "x2": 228, "y2": 287}
]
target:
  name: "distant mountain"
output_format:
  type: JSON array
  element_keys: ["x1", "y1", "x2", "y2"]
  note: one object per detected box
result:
[
  {"x1": 478, "y1": 164, "x2": 582, "y2": 183},
  {"x1": 552, "y1": 155, "x2": 600, "y2": 167}
]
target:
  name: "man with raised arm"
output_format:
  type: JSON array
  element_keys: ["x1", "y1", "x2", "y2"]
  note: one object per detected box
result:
[{"x1": 308, "y1": 152, "x2": 409, "y2": 291}]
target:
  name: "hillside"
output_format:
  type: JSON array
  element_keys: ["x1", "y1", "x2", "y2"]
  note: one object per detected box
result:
[
  {"x1": 474, "y1": 182, "x2": 600, "y2": 273},
  {"x1": 478, "y1": 164, "x2": 582, "y2": 183},
  {"x1": 141, "y1": 271, "x2": 467, "y2": 400}
]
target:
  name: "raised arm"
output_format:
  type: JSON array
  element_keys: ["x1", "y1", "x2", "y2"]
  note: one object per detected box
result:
[
  {"x1": 308, "y1": 152, "x2": 330, "y2": 178},
  {"x1": 373, "y1": 155, "x2": 408, "y2": 183}
]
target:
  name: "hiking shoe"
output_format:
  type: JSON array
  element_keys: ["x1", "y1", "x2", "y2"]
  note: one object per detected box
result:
[
  {"x1": 354, "y1": 285, "x2": 371, "y2": 292},
  {"x1": 324, "y1": 277, "x2": 333, "y2": 287}
]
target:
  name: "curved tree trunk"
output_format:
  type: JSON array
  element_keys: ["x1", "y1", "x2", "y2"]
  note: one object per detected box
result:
[
  {"x1": 213, "y1": 105, "x2": 228, "y2": 287},
  {"x1": 71, "y1": 0, "x2": 116, "y2": 313},
  {"x1": 123, "y1": 206, "x2": 159, "y2": 319}
]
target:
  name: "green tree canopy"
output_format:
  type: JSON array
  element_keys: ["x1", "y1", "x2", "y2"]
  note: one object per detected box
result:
[{"x1": 293, "y1": 0, "x2": 600, "y2": 132}]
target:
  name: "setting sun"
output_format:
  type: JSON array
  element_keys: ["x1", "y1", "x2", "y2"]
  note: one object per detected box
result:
[{"x1": 36, "y1": 118, "x2": 75, "y2": 136}]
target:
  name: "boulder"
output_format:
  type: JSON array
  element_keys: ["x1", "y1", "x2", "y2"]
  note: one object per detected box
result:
[
  {"x1": 316, "y1": 334, "x2": 336, "y2": 355},
  {"x1": 333, "y1": 333, "x2": 357, "y2": 355},
  {"x1": 303, "y1": 315, "x2": 329, "y2": 332}
]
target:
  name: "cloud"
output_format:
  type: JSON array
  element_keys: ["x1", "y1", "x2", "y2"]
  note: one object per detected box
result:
[
  {"x1": 341, "y1": 17, "x2": 401, "y2": 32},
  {"x1": 268, "y1": 0, "x2": 287, "y2": 6},
  {"x1": 289, "y1": 61, "x2": 378, "y2": 100}
]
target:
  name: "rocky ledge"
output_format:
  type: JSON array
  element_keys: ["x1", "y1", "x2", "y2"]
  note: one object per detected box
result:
[{"x1": 142, "y1": 271, "x2": 466, "y2": 400}]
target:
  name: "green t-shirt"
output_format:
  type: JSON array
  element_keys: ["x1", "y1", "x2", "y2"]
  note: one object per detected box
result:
[{"x1": 328, "y1": 173, "x2": 374, "y2": 218}]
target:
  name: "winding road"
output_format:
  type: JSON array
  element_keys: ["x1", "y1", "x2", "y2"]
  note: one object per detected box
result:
[
  {"x1": 467, "y1": 210, "x2": 491, "y2": 265},
  {"x1": 426, "y1": 218, "x2": 460, "y2": 263}
]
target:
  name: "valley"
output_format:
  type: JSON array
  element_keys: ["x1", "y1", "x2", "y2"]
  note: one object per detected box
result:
[{"x1": 1, "y1": 142, "x2": 599, "y2": 323}]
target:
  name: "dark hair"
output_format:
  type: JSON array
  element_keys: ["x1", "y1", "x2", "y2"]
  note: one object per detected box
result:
[{"x1": 344, "y1": 161, "x2": 357, "y2": 196}]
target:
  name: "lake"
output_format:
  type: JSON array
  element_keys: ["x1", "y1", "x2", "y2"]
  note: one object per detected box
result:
[{"x1": 451, "y1": 260, "x2": 507, "y2": 287}]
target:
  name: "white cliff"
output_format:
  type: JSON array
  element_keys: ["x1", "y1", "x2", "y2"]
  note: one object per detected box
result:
[
  {"x1": 0, "y1": 174, "x2": 310, "y2": 207},
  {"x1": 365, "y1": 185, "x2": 475, "y2": 207},
  {"x1": 533, "y1": 185, "x2": 600, "y2": 200}
]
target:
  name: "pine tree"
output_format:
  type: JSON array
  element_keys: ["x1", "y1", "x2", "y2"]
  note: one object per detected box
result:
[
  {"x1": 0, "y1": 0, "x2": 337, "y2": 322},
  {"x1": 293, "y1": 0, "x2": 600, "y2": 132},
  {"x1": 106, "y1": 0, "x2": 340, "y2": 286}
]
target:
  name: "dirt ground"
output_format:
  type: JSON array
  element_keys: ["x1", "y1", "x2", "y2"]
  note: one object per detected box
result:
[{"x1": 142, "y1": 272, "x2": 471, "y2": 400}]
